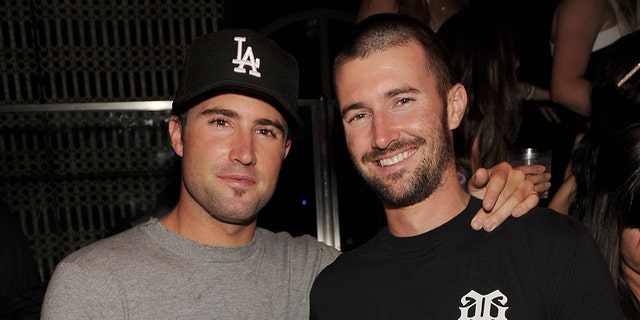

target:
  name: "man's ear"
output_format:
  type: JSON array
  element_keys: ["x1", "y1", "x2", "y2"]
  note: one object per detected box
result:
[
  {"x1": 446, "y1": 83, "x2": 467, "y2": 130},
  {"x1": 283, "y1": 139, "x2": 292, "y2": 160},
  {"x1": 168, "y1": 115, "x2": 184, "y2": 157}
]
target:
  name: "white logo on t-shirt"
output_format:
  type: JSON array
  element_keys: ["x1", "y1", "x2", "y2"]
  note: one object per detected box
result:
[
  {"x1": 232, "y1": 36, "x2": 261, "y2": 78},
  {"x1": 458, "y1": 289, "x2": 509, "y2": 319}
]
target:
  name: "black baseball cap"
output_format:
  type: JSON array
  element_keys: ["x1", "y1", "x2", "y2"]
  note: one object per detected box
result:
[{"x1": 172, "y1": 29, "x2": 302, "y2": 130}]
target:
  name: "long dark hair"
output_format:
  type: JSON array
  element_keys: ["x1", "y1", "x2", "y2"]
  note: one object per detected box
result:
[
  {"x1": 571, "y1": 31, "x2": 640, "y2": 221},
  {"x1": 569, "y1": 30, "x2": 640, "y2": 319},
  {"x1": 589, "y1": 124, "x2": 640, "y2": 319},
  {"x1": 437, "y1": 7, "x2": 522, "y2": 173}
]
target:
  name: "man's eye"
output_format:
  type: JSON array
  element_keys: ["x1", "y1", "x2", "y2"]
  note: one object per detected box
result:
[
  {"x1": 258, "y1": 128, "x2": 277, "y2": 138},
  {"x1": 398, "y1": 97, "x2": 413, "y2": 105},
  {"x1": 347, "y1": 113, "x2": 367, "y2": 123},
  {"x1": 210, "y1": 118, "x2": 229, "y2": 126}
]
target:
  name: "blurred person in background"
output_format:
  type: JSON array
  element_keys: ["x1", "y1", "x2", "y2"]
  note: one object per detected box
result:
[
  {"x1": 549, "y1": 30, "x2": 640, "y2": 214},
  {"x1": 438, "y1": 5, "x2": 551, "y2": 197}
]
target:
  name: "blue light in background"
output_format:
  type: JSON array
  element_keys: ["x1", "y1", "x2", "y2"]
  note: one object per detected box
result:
[{"x1": 301, "y1": 199, "x2": 307, "y2": 206}]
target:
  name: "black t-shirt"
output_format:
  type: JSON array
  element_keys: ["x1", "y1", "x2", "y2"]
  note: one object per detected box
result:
[{"x1": 310, "y1": 197, "x2": 622, "y2": 319}]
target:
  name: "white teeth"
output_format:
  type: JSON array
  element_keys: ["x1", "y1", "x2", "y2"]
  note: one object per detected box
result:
[{"x1": 378, "y1": 150, "x2": 412, "y2": 167}]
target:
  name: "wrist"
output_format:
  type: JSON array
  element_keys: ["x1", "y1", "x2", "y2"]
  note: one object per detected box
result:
[{"x1": 525, "y1": 83, "x2": 536, "y2": 100}]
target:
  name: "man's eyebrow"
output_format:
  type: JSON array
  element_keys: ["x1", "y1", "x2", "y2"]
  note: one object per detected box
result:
[
  {"x1": 256, "y1": 118, "x2": 287, "y2": 134},
  {"x1": 340, "y1": 102, "x2": 364, "y2": 119},
  {"x1": 388, "y1": 86, "x2": 420, "y2": 97},
  {"x1": 199, "y1": 107, "x2": 238, "y2": 118},
  {"x1": 200, "y1": 107, "x2": 287, "y2": 133},
  {"x1": 340, "y1": 86, "x2": 420, "y2": 118}
]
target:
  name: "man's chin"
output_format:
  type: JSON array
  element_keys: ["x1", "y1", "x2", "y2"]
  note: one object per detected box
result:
[{"x1": 211, "y1": 212, "x2": 258, "y2": 226}]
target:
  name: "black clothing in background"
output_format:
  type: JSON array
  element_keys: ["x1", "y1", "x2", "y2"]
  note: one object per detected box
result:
[{"x1": 0, "y1": 200, "x2": 44, "y2": 320}]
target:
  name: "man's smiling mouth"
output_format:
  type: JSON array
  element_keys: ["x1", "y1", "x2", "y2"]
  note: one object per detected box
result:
[{"x1": 377, "y1": 149, "x2": 416, "y2": 167}]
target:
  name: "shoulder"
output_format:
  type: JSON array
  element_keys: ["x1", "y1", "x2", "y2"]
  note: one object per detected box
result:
[
  {"x1": 42, "y1": 226, "x2": 152, "y2": 318},
  {"x1": 557, "y1": 0, "x2": 607, "y2": 12},
  {"x1": 556, "y1": 0, "x2": 610, "y2": 23},
  {"x1": 515, "y1": 207, "x2": 585, "y2": 230},
  {"x1": 62, "y1": 225, "x2": 144, "y2": 262},
  {"x1": 255, "y1": 228, "x2": 341, "y2": 278},
  {"x1": 45, "y1": 226, "x2": 145, "y2": 296},
  {"x1": 256, "y1": 228, "x2": 341, "y2": 259},
  {"x1": 499, "y1": 207, "x2": 597, "y2": 250}
]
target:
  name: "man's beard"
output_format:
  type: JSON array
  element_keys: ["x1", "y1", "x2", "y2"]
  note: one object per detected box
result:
[{"x1": 354, "y1": 119, "x2": 452, "y2": 208}]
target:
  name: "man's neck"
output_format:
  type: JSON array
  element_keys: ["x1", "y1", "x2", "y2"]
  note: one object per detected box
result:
[
  {"x1": 384, "y1": 170, "x2": 470, "y2": 237},
  {"x1": 160, "y1": 201, "x2": 257, "y2": 247}
]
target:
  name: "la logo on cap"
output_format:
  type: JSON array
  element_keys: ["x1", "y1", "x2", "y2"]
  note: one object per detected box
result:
[{"x1": 232, "y1": 37, "x2": 261, "y2": 78}]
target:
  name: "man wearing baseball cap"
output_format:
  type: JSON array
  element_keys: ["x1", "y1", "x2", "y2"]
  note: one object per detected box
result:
[{"x1": 41, "y1": 28, "x2": 537, "y2": 319}]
